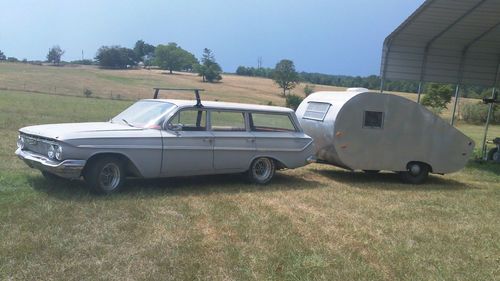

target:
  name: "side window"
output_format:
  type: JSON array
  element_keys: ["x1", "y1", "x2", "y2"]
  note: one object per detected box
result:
[
  {"x1": 250, "y1": 113, "x2": 297, "y2": 132},
  {"x1": 210, "y1": 111, "x2": 246, "y2": 131},
  {"x1": 363, "y1": 111, "x2": 384, "y2": 128},
  {"x1": 167, "y1": 109, "x2": 206, "y2": 131},
  {"x1": 303, "y1": 102, "x2": 330, "y2": 121}
]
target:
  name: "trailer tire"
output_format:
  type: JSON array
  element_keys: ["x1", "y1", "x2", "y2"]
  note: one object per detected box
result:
[
  {"x1": 400, "y1": 162, "x2": 429, "y2": 184},
  {"x1": 487, "y1": 147, "x2": 499, "y2": 162}
]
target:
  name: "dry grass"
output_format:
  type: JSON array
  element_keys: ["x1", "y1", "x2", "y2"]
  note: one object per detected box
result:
[{"x1": 0, "y1": 64, "x2": 499, "y2": 280}]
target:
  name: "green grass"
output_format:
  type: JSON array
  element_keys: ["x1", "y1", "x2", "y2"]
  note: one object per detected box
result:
[{"x1": 1, "y1": 89, "x2": 500, "y2": 280}]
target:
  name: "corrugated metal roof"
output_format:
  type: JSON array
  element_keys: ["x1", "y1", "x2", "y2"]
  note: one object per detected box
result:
[{"x1": 381, "y1": 0, "x2": 500, "y2": 86}]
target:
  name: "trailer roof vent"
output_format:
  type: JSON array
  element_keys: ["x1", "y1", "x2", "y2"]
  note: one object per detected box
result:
[{"x1": 303, "y1": 102, "x2": 331, "y2": 121}]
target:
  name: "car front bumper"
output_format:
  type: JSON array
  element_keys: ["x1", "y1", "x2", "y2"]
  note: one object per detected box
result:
[{"x1": 15, "y1": 148, "x2": 86, "y2": 179}]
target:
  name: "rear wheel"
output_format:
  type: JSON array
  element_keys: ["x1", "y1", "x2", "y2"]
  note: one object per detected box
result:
[
  {"x1": 84, "y1": 157, "x2": 125, "y2": 194},
  {"x1": 400, "y1": 162, "x2": 429, "y2": 184},
  {"x1": 247, "y1": 157, "x2": 276, "y2": 184}
]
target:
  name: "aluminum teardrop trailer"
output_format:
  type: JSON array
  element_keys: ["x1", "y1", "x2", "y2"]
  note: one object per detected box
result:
[{"x1": 295, "y1": 89, "x2": 475, "y2": 183}]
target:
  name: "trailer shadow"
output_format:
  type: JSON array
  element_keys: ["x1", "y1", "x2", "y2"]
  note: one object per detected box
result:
[
  {"x1": 30, "y1": 172, "x2": 324, "y2": 201},
  {"x1": 314, "y1": 169, "x2": 473, "y2": 191}
]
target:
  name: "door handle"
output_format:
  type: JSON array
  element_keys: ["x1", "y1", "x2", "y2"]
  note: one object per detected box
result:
[
  {"x1": 247, "y1": 139, "x2": 255, "y2": 142},
  {"x1": 203, "y1": 138, "x2": 213, "y2": 143}
]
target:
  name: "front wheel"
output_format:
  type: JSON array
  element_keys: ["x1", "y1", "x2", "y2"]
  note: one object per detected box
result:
[
  {"x1": 247, "y1": 157, "x2": 276, "y2": 184},
  {"x1": 84, "y1": 157, "x2": 125, "y2": 194},
  {"x1": 400, "y1": 162, "x2": 429, "y2": 184}
]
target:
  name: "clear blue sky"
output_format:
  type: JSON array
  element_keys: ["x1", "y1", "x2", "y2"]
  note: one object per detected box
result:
[{"x1": 0, "y1": 0, "x2": 423, "y2": 76}]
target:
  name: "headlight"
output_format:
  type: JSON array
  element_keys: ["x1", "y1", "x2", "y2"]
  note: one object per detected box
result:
[
  {"x1": 48, "y1": 145, "x2": 55, "y2": 159},
  {"x1": 55, "y1": 145, "x2": 63, "y2": 161},
  {"x1": 17, "y1": 135, "x2": 25, "y2": 149}
]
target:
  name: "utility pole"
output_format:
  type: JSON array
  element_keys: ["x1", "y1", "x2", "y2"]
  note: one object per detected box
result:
[
  {"x1": 82, "y1": 50, "x2": 84, "y2": 60},
  {"x1": 257, "y1": 56, "x2": 262, "y2": 69}
]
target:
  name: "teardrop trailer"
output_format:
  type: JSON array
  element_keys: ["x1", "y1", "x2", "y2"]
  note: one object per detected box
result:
[{"x1": 296, "y1": 89, "x2": 475, "y2": 183}]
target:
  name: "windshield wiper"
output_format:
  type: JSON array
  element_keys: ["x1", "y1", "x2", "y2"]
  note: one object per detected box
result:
[{"x1": 122, "y1": 119, "x2": 134, "y2": 127}]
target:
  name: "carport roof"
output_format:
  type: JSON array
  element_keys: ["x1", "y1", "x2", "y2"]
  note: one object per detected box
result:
[{"x1": 381, "y1": 0, "x2": 500, "y2": 87}]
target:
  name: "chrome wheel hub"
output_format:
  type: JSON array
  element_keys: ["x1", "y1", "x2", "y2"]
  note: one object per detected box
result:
[
  {"x1": 253, "y1": 158, "x2": 272, "y2": 181},
  {"x1": 99, "y1": 163, "x2": 120, "y2": 191}
]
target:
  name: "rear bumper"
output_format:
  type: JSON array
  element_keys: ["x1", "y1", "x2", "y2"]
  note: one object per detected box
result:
[
  {"x1": 306, "y1": 155, "x2": 317, "y2": 164},
  {"x1": 15, "y1": 148, "x2": 86, "y2": 179}
]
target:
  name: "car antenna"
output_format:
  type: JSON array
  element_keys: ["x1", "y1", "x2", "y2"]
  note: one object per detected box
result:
[{"x1": 152, "y1": 88, "x2": 205, "y2": 107}]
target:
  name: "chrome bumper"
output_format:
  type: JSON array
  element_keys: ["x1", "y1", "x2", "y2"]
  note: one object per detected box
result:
[
  {"x1": 306, "y1": 155, "x2": 317, "y2": 164},
  {"x1": 15, "y1": 148, "x2": 86, "y2": 179}
]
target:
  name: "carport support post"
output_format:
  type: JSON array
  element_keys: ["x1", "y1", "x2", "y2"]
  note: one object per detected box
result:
[
  {"x1": 481, "y1": 88, "x2": 496, "y2": 160},
  {"x1": 450, "y1": 84, "x2": 461, "y2": 126},
  {"x1": 416, "y1": 81, "x2": 423, "y2": 103}
]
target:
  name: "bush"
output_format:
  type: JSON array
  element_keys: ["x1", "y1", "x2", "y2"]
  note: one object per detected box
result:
[
  {"x1": 304, "y1": 84, "x2": 315, "y2": 96},
  {"x1": 83, "y1": 88, "x2": 93, "y2": 98},
  {"x1": 461, "y1": 102, "x2": 499, "y2": 124},
  {"x1": 285, "y1": 94, "x2": 303, "y2": 111}
]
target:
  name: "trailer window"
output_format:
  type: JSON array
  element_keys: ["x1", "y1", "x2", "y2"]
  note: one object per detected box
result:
[
  {"x1": 303, "y1": 102, "x2": 330, "y2": 121},
  {"x1": 363, "y1": 111, "x2": 384, "y2": 128}
]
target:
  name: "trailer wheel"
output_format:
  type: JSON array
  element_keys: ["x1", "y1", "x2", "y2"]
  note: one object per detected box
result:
[
  {"x1": 400, "y1": 162, "x2": 429, "y2": 184},
  {"x1": 487, "y1": 147, "x2": 499, "y2": 162},
  {"x1": 363, "y1": 170, "x2": 380, "y2": 174}
]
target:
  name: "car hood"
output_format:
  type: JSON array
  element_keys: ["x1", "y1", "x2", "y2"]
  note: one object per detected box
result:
[{"x1": 19, "y1": 122, "x2": 143, "y2": 140}]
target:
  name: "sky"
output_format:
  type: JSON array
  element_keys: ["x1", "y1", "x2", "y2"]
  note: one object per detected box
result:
[{"x1": 0, "y1": 0, "x2": 423, "y2": 76}]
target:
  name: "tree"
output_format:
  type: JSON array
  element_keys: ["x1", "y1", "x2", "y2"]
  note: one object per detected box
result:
[
  {"x1": 47, "y1": 45, "x2": 65, "y2": 65},
  {"x1": 421, "y1": 83, "x2": 453, "y2": 114},
  {"x1": 273, "y1": 59, "x2": 299, "y2": 96},
  {"x1": 154, "y1": 43, "x2": 198, "y2": 73},
  {"x1": 133, "y1": 40, "x2": 155, "y2": 64},
  {"x1": 0, "y1": 50, "x2": 6, "y2": 61},
  {"x1": 95, "y1": 46, "x2": 138, "y2": 69},
  {"x1": 196, "y1": 48, "x2": 222, "y2": 82}
]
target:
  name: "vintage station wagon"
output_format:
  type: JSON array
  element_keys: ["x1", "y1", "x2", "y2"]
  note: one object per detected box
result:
[{"x1": 16, "y1": 91, "x2": 314, "y2": 193}]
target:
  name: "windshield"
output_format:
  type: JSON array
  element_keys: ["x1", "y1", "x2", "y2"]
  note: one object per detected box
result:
[{"x1": 111, "y1": 100, "x2": 176, "y2": 129}]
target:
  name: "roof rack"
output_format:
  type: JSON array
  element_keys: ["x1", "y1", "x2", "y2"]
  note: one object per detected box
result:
[{"x1": 152, "y1": 88, "x2": 205, "y2": 107}]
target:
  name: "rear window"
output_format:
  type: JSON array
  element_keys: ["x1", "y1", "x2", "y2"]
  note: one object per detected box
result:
[
  {"x1": 250, "y1": 113, "x2": 296, "y2": 132},
  {"x1": 303, "y1": 102, "x2": 330, "y2": 121}
]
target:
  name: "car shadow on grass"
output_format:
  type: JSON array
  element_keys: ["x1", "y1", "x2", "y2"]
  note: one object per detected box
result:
[
  {"x1": 313, "y1": 169, "x2": 473, "y2": 191},
  {"x1": 29, "y1": 172, "x2": 324, "y2": 200}
]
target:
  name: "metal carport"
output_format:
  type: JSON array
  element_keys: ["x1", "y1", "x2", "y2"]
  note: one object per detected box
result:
[{"x1": 380, "y1": 0, "x2": 500, "y2": 159}]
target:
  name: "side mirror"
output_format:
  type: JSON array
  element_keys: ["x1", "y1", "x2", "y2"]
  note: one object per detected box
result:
[{"x1": 168, "y1": 123, "x2": 183, "y2": 132}]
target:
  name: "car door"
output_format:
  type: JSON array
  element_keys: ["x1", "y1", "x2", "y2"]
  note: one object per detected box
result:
[
  {"x1": 210, "y1": 110, "x2": 256, "y2": 172},
  {"x1": 161, "y1": 108, "x2": 214, "y2": 177}
]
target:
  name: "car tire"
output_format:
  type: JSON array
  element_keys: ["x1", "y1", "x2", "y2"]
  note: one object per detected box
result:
[
  {"x1": 247, "y1": 157, "x2": 276, "y2": 184},
  {"x1": 400, "y1": 162, "x2": 429, "y2": 184},
  {"x1": 84, "y1": 157, "x2": 125, "y2": 194}
]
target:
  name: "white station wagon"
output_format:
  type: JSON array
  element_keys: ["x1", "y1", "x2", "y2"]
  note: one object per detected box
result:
[{"x1": 16, "y1": 89, "x2": 315, "y2": 193}]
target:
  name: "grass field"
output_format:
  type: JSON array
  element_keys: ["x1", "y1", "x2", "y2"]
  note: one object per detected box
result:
[{"x1": 1, "y1": 63, "x2": 500, "y2": 280}]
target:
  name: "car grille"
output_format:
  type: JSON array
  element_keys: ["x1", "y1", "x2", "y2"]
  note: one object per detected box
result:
[{"x1": 21, "y1": 133, "x2": 56, "y2": 156}]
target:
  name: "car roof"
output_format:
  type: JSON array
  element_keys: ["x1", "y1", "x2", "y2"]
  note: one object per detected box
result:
[{"x1": 143, "y1": 99, "x2": 294, "y2": 113}]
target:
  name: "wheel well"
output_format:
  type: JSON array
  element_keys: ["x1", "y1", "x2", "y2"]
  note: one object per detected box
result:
[
  {"x1": 83, "y1": 153, "x2": 142, "y2": 177},
  {"x1": 407, "y1": 161, "x2": 433, "y2": 173},
  {"x1": 251, "y1": 156, "x2": 286, "y2": 170}
]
